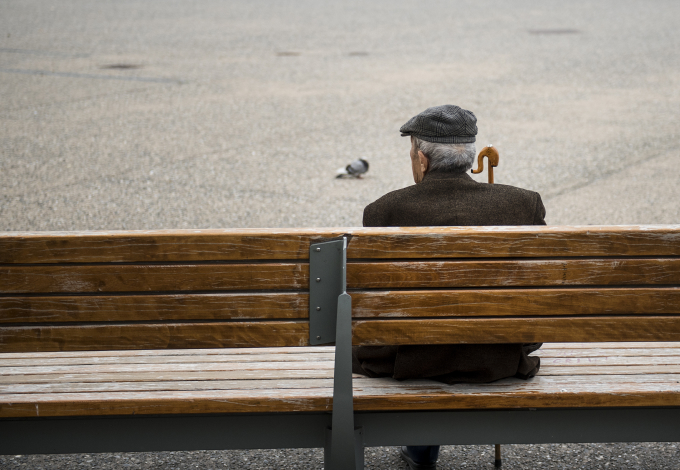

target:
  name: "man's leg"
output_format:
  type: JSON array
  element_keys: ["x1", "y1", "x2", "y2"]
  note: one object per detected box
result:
[{"x1": 400, "y1": 445, "x2": 440, "y2": 469}]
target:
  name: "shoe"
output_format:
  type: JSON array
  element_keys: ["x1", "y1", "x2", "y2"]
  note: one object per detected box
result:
[{"x1": 400, "y1": 446, "x2": 439, "y2": 469}]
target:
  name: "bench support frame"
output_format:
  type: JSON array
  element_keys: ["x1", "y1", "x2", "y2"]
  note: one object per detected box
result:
[
  {"x1": 3, "y1": 408, "x2": 680, "y2": 457},
  {"x1": 309, "y1": 237, "x2": 360, "y2": 469}
]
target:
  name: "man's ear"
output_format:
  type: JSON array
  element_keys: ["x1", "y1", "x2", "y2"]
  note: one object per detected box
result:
[{"x1": 418, "y1": 150, "x2": 429, "y2": 173}]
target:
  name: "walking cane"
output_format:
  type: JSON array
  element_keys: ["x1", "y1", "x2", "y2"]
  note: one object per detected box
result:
[
  {"x1": 471, "y1": 145, "x2": 499, "y2": 184},
  {"x1": 471, "y1": 145, "x2": 503, "y2": 468}
]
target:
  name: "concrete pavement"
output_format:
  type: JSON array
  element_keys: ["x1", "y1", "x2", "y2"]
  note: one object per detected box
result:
[{"x1": 2, "y1": 0, "x2": 679, "y2": 231}]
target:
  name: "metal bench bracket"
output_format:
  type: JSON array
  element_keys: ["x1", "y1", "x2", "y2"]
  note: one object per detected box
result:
[{"x1": 309, "y1": 238, "x2": 346, "y2": 345}]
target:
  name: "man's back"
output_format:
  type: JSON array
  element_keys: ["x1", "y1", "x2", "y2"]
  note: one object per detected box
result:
[
  {"x1": 364, "y1": 172, "x2": 546, "y2": 227},
  {"x1": 354, "y1": 170, "x2": 546, "y2": 384}
]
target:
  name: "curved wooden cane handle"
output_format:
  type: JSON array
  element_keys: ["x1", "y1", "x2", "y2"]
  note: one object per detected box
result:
[{"x1": 471, "y1": 145, "x2": 500, "y2": 184}]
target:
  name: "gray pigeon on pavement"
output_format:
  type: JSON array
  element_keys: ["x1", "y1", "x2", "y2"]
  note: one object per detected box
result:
[{"x1": 336, "y1": 159, "x2": 369, "y2": 178}]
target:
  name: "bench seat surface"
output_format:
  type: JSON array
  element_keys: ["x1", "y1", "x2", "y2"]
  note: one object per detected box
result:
[{"x1": 2, "y1": 343, "x2": 679, "y2": 418}]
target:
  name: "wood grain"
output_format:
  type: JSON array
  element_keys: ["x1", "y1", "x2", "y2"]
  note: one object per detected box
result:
[
  {"x1": 0, "y1": 263, "x2": 308, "y2": 294},
  {"x1": 0, "y1": 389, "x2": 335, "y2": 417},
  {"x1": 0, "y1": 378, "x2": 335, "y2": 394},
  {"x1": 5, "y1": 373, "x2": 680, "y2": 395},
  {"x1": 8, "y1": 288, "x2": 677, "y2": 324},
  {"x1": 2, "y1": 225, "x2": 679, "y2": 264},
  {"x1": 0, "y1": 352, "x2": 334, "y2": 367},
  {"x1": 541, "y1": 342, "x2": 680, "y2": 349},
  {"x1": 351, "y1": 317, "x2": 680, "y2": 345},
  {"x1": 348, "y1": 226, "x2": 680, "y2": 260},
  {"x1": 540, "y1": 356, "x2": 680, "y2": 366},
  {"x1": 0, "y1": 293, "x2": 308, "y2": 323},
  {"x1": 0, "y1": 346, "x2": 334, "y2": 359},
  {"x1": 351, "y1": 287, "x2": 680, "y2": 318},
  {"x1": 0, "y1": 322, "x2": 310, "y2": 352},
  {"x1": 536, "y1": 347, "x2": 680, "y2": 358},
  {"x1": 3, "y1": 345, "x2": 680, "y2": 418},
  {"x1": 0, "y1": 368, "x2": 336, "y2": 384},
  {"x1": 531, "y1": 365, "x2": 680, "y2": 375},
  {"x1": 350, "y1": 377, "x2": 680, "y2": 411},
  {"x1": 347, "y1": 258, "x2": 680, "y2": 289},
  {"x1": 0, "y1": 361, "x2": 333, "y2": 376},
  {"x1": 0, "y1": 229, "x2": 335, "y2": 263}
]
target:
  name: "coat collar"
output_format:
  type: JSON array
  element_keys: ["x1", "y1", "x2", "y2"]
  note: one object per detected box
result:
[{"x1": 422, "y1": 171, "x2": 476, "y2": 183}]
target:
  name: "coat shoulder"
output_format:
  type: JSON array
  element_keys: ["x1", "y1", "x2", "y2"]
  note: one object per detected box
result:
[{"x1": 363, "y1": 185, "x2": 418, "y2": 226}]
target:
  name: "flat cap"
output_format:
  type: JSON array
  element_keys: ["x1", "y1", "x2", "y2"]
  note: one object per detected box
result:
[{"x1": 400, "y1": 104, "x2": 477, "y2": 144}]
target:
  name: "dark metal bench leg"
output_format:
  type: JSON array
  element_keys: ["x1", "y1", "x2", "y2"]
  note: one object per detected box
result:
[
  {"x1": 325, "y1": 427, "x2": 364, "y2": 470},
  {"x1": 495, "y1": 443, "x2": 502, "y2": 468},
  {"x1": 325, "y1": 292, "x2": 359, "y2": 469}
]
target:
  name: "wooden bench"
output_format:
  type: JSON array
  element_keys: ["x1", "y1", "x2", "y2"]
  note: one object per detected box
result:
[{"x1": 1, "y1": 226, "x2": 680, "y2": 469}]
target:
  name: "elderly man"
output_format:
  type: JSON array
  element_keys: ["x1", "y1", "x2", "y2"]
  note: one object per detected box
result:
[{"x1": 352, "y1": 105, "x2": 545, "y2": 470}]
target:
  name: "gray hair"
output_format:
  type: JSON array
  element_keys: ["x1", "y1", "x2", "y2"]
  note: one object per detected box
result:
[{"x1": 413, "y1": 137, "x2": 476, "y2": 173}]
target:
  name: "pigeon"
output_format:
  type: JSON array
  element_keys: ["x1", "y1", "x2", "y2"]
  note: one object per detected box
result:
[{"x1": 336, "y1": 159, "x2": 369, "y2": 178}]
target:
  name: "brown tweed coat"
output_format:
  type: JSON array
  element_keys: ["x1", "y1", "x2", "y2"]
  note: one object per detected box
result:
[{"x1": 352, "y1": 171, "x2": 546, "y2": 384}]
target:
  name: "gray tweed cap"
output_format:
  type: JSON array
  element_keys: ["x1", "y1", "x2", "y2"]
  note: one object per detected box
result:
[{"x1": 400, "y1": 105, "x2": 477, "y2": 144}]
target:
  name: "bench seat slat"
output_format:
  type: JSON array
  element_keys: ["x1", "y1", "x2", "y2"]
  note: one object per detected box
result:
[
  {"x1": 0, "y1": 361, "x2": 334, "y2": 376},
  {"x1": 0, "y1": 346, "x2": 334, "y2": 359},
  {"x1": 2, "y1": 374, "x2": 679, "y2": 418},
  {"x1": 4, "y1": 357, "x2": 677, "y2": 379},
  {"x1": 4, "y1": 373, "x2": 680, "y2": 396},
  {"x1": 348, "y1": 259, "x2": 680, "y2": 289},
  {"x1": 352, "y1": 288, "x2": 680, "y2": 318},
  {"x1": 3, "y1": 226, "x2": 679, "y2": 264},
  {"x1": 1, "y1": 369, "x2": 337, "y2": 385},
  {"x1": 352, "y1": 317, "x2": 680, "y2": 345},
  {"x1": 16, "y1": 365, "x2": 672, "y2": 386},
  {"x1": 1, "y1": 378, "x2": 336, "y2": 394},
  {"x1": 536, "y1": 347, "x2": 680, "y2": 358},
  {"x1": 541, "y1": 342, "x2": 680, "y2": 349},
  {"x1": 540, "y1": 355, "x2": 680, "y2": 366},
  {"x1": 0, "y1": 322, "x2": 310, "y2": 353},
  {"x1": 0, "y1": 389, "x2": 335, "y2": 417},
  {"x1": 1, "y1": 264, "x2": 309, "y2": 294},
  {"x1": 351, "y1": 376, "x2": 680, "y2": 411},
  {"x1": 5, "y1": 351, "x2": 674, "y2": 371},
  {"x1": 539, "y1": 365, "x2": 680, "y2": 375},
  {"x1": 4, "y1": 363, "x2": 679, "y2": 382},
  {"x1": 0, "y1": 352, "x2": 334, "y2": 367},
  {"x1": 0, "y1": 293, "x2": 308, "y2": 323}
]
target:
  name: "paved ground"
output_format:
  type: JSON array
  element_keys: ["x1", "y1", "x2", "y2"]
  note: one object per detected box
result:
[
  {"x1": 2, "y1": 0, "x2": 679, "y2": 231},
  {"x1": 3, "y1": 443, "x2": 680, "y2": 470},
  {"x1": 1, "y1": 0, "x2": 679, "y2": 468}
]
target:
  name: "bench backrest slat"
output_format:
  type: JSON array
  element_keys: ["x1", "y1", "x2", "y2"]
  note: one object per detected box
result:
[
  {"x1": 352, "y1": 316, "x2": 680, "y2": 345},
  {"x1": 351, "y1": 288, "x2": 680, "y2": 318},
  {"x1": 0, "y1": 293, "x2": 308, "y2": 323},
  {"x1": 1, "y1": 263, "x2": 308, "y2": 294},
  {"x1": 348, "y1": 258, "x2": 680, "y2": 288},
  {"x1": 2, "y1": 226, "x2": 679, "y2": 264},
  {"x1": 0, "y1": 322, "x2": 309, "y2": 353}
]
